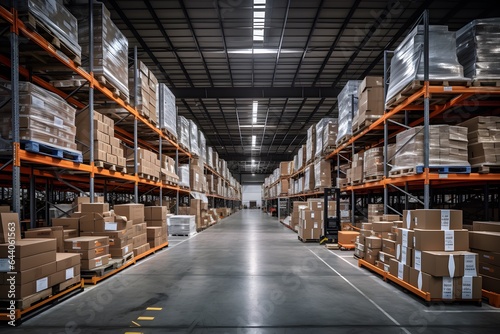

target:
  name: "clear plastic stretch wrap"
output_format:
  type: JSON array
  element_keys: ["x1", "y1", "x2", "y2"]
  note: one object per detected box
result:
[
  {"x1": 336, "y1": 80, "x2": 361, "y2": 145},
  {"x1": 386, "y1": 25, "x2": 468, "y2": 106},
  {"x1": 168, "y1": 215, "x2": 196, "y2": 236},
  {"x1": 207, "y1": 146, "x2": 213, "y2": 168},
  {"x1": 71, "y1": 1, "x2": 129, "y2": 98},
  {"x1": 456, "y1": 18, "x2": 500, "y2": 80},
  {"x1": 176, "y1": 115, "x2": 190, "y2": 150},
  {"x1": 391, "y1": 125, "x2": 469, "y2": 174},
  {"x1": 0, "y1": 81, "x2": 78, "y2": 152},
  {"x1": 198, "y1": 130, "x2": 206, "y2": 164},
  {"x1": 177, "y1": 164, "x2": 190, "y2": 188},
  {"x1": 306, "y1": 125, "x2": 315, "y2": 163},
  {"x1": 10, "y1": 0, "x2": 81, "y2": 58},
  {"x1": 157, "y1": 83, "x2": 177, "y2": 138},
  {"x1": 322, "y1": 118, "x2": 338, "y2": 152},
  {"x1": 315, "y1": 118, "x2": 336, "y2": 157},
  {"x1": 189, "y1": 120, "x2": 200, "y2": 157},
  {"x1": 314, "y1": 159, "x2": 332, "y2": 189},
  {"x1": 363, "y1": 147, "x2": 384, "y2": 179}
]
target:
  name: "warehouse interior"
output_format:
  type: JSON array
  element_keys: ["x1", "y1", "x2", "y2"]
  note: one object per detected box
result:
[{"x1": 1, "y1": 0, "x2": 500, "y2": 332}]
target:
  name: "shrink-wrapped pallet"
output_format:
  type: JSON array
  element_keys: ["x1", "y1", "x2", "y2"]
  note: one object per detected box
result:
[
  {"x1": 157, "y1": 83, "x2": 177, "y2": 138},
  {"x1": 336, "y1": 81, "x2": 361, "y2": 145}
]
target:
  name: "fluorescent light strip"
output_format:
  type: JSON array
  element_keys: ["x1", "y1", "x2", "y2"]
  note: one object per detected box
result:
[
  {"x1": 252, "y1": 135, "x2": 256, "y2": 146},
  {"x1": 253, "y1": 0, "x2": 266, "y2": 41}
]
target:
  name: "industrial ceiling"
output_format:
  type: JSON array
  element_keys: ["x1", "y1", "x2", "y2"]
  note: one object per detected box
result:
[{"x1": 96, "y1": 0, "x2": 500, "y2": 176}]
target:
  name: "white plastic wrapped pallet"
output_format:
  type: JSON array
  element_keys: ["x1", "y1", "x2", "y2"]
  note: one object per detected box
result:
[
  {"x1": 157, "y1": 83, "x2": 177, "y2": 138},
  {"x1": 176, "y1": 115, "x2": 190, "y2": 150},
  {"x1": 177, "y1": 164, "x2": 190, "y2": 187},
  {"x1": 336, "y1": 80, "x2": 361, "y2": 145},
  {"x1": 189, "y1": 120, "x2": 200, "y2": 157}
]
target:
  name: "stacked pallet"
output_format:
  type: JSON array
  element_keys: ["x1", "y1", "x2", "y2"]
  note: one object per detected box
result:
[
  {"x1": 161, "y1": 155, "x2": 179, "y2": 185},
  {"x1": 336, "y1": 80, "x2": 361, "y2": 145},
  {"x1": 64, "y1": 236, "x2": 109, "y2": 271},
  {"x1": 322, "y1": 118, "x2": 338, "y2": 155},
  {"x1": 352, "y1": 76, "x2": 384, "y2": 133},
  {"x1": 363, "y1": 147, "x2": 384, "y2": 182},
  {"x1": 144, "y1": 206, "x2": 168, "y2": 249},
  {"x1": 306, "y1": 124, "x2": 316, "y2": 164},
  {"x1": 168, "y1": 215, "x2": 196, "y2": 236},
  {"x1": 157, "y1": 83, "x2": 177, "y2": 139},
  {"x1": 459, "y1": 116, "x2": 500, "y2": 169},
  {"x1": 314, "y1": 159, "x2": 332, "y2": 191},
  {"x1": 391, "y1": 209, "x2": 482, "y2": 301},
  {"x1": 469, "y1": 221, "x2": 500, "y2": 295},
  {"x1": 113, "y1": 204, "x2": 150, "y2": 257},
  {"x1": 76, "y1": 109, "x2": 126, "y2": 171},
  {"x1": 0, "y1": 81, "x2": 81, "y2": 158},
  {"x1": 129, "y1": 61, "x2": 158, "y2": 124},
  {"x1": 124, "y1": 147, "x2": 161, "y2": 180},
  {"x1": 176, "y1": 115, "x2": 190, "y2": 151},
  {"x1": 290, "y1": 201, "x2": 308, "y2": 232},
  {"x1": 346, "y1": 153, "x2": 363, "y2": 185}
]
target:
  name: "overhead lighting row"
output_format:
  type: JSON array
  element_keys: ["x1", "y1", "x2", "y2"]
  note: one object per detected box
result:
[{"x1": 253, "y1": 0, "x2": 266, "y2": 41}]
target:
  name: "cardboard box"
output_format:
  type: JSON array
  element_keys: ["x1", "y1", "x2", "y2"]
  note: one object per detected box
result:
[
  {"x1": 382, "y1": 239, "x2": 397, "y2": 256},
  {"x1": 132, "y1": 233, "x2": 148, "y2": 248},
  {"x1": 413, "y1": 229, "x2": 469, "y2": 251},
  {"x1": 454, "y1": 276, "x2": 482, "y2": 300},
  {"x1": 147, "y1": 227, "x2": 163, "y2": 239},
  {"x1": 0, "y1": 271, "x2": 61, "y2": 298},
  {"x1": 412, "y1": 209, "x2": 463, "y2": 230},
  {"x1": 472, "y1": 249, "x2": 500, "y2": 267},
  {"x1": 114, "y1": 204, "x2": 145, "y2": 224},
  {"x1": 402, "y1": 210, "x2": 414, "y2": 230},
  {"x1": 64, "y1": 236, "x2": 108, "y2": 250},
  {"x1": 109, "y1": 244, "x2": 133, "y2": 258},
  {"x1": 354, "y1": 248, "x2": 365, "y2": 259},
  {"x1": 145, "y1": 206, "x2": 167, "y2": 221},
  {"x1": 0, "y1": 206, "x2": 10, "y2": 213},
  {"x1": 81, "y1": 203, "x2": 110, "y2": 213},
  {"x1": 64, "y1": 229, "x2": 79, "y2": 239},
  {"x1": 361, "y1": 223, "x2": 372, "y2": 230},
  {"x1": 66, "y1": 245, "x2": 109, "y2": 260},
  {"x1": 0, "y1": 213, "x2": 21, "y2": 243},
  {"x1": 25, "y1": 226, "x2": 65, "y2": 252},
  {"x1": 148, "y1": 236, "x2": 162, "y2": 249},
  {"x1": 56, "y1": 253, "x2": 81, "y2": 272},
  {"x1": 365, "y1": 248, "x2": 379, "y2": 265},
  {"x1": 389, "y1": 258, "x2": 410, "y2": 282},
  {"x1": 365, "y1": 236, "x2": 382, "y2": 249},
  {"x1": 396, "y1": 228, "x2": 414, "y2": 248},
  {"x1": 378, "y1": 251, "x2": 395, "y2": 265},
  {"x1": 409, "y1": 269, "x2": 451, "y2": 299},
  {"x1": 396, "y1": 245, "x2": 412, "y2": 266},
  {"x1": 360, "y1": 229, "x2": 373, "y2": 237},
  {"x1": 372, "y1": 222, "x2": 393, "y2": 232},
  {"x1": 359, "y1": 76, "x2": 384, "y2": 92},
  {"x1": 472, "y1": 221, "x2": 500, "y2": 232},
  {"x1": 0, "y1": 261, "x2": 57, "y2": 285},
  {"x1": 338, "y1": 231, "x2": 359, "y2": 244},
  {"x1": 482, "y1": 274, "x2": 500, "y2": 293},
  {"x1": 55, "y1": 264, "x2": 80, "y2": 284},
  {"x1": 479, "y1": 262, "x2": 500, "y2": 279},
  {"x1": 133, "y1": 243, "x2": 151, "y2": 256},
  {"x1": 52, "y1": 217, "x2": 79, "y2": 230},
  {"x1": 80, "y1": 254, "x2": 110, "y2": 270},
  {"x1": 417, "y1": 251, "x2": 464, "y2": 277},
  {"x1": 0, "y1": 238, "x2": 56, "y2": 258},
  {"x1": 133, "y1": 223, "x2": 147, "y2": 236},
  {"x1": 469, "y1": 231, "x2": 500, "y2": 252}
]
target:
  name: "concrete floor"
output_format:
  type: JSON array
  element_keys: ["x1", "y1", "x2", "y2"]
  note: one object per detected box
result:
[{"x1": 4, "y1": 209, "x2": 500, "y2": 333}]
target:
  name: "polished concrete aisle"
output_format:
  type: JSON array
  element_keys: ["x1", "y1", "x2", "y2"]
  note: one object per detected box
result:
[{"x1": 7, "y1": 209, "x2": 500, "y2": 333}]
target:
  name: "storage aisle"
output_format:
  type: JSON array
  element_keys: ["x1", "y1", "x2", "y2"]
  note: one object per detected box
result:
[{"x1": 8, "y1": 210, "x2": 500, "y2": 333}]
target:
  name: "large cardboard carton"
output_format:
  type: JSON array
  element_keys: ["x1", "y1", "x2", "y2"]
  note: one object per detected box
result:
[
  {"x1": 382, "y1": 239, "x2": 397, "y2": 256},
  {"x1": 109, "y1": 244, "x2": 133, "y2": 258},
  {"x1": 145, "y1": 206, "x2": 167, "y2": 221},
  {"x1": 396, "y1": 228, "x2": 414, "y2": 248},
  {"x1": 472, "y1": 221, "x2": 500, "y2": 232},
  {"x1": 66, "y1": 245, "x2": 109, "y2": 260},
  {"x1": 81, "y1": 203, "x2": 109, "y2": 213},
  {"x1": 0, "y1": 213, "x2": 21, "y2": 243},
  {"x1": 413, "y1": 229, "x2": 469, "y2": 251},
  {"x1": 52, "y1": 217, "x2": 80, "y2": 230},
  {"x1": 378, "y1": 251, "x2": 395, "y2": 265},
  {"x1": 454, "y1": 276, "x2": 482, "y2": 300},
  {"x1": 338, "y1": 231, "x2": 359, "y2": 244},
  {"x1": 417, "y1": 251, "x2": 464, "y2": 277},
  {"x1": 396, "y1": 245, "x2": 412, "y2": 266},
  {"x1": 114, "y1": 204, "x2": 145, "y2": 224},
  {"x1": 412, "y1": 209, "x2": 463, "y2": 230},
  {"x1": 479, "y1": 262, "x2": 500, "y2": 279},
  {"x1": 64, "y1": 236, "x2": 108, "y2": 250},
  {"x1": 0, "y1": 271, "x2": 61, "y2": 298},
  {"x1": 472, "y1": 249, "x2": 500, "y2": 267},
  {"x1": 25, "y1": 226, "x2": 65, "y2": 252},
  {"x1": 56, "y1": 253, "x2": 81, "y2": 272},
  {"x1": 80, "y1": 254, "x2": 110, "y2": 270},
  {"x1": 0, "y1": 261, "x2": 57, "y2": 285},
  {"x1": 0, "y1": 238, "x2": 56, "y2": 258},
  {"x1": 372, "y1": 221, "x2": 393, "y2": 232},
  {"x1": 365, "y1": 248, "x2": 379, "y2": 265},
  {"x1": 365, "y1": 236, "x2": 382, "y2": 249},
  {"x1": 389, "y1": 258, "x2": 410, "y2": 282},
  {"x1": 482, "y1": 274, "x2": 500, "y2": 293},
  {"x1": 469, "y1": 231, "x2": 500, "y2": 252}
]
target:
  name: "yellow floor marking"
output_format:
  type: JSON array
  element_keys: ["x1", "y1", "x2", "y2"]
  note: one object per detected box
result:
[
  {"x1": 146, "y1": 307, "x2": 163, "y2": 311},
  {"x1": 131, "y1": 321, "x2": 141, "y2": 327},
  {"x1": 137, "y1": 316, "x2": 155, "y2": 321},
  {"x1": 124, "y1": 332, "x2": 143, "y2": 334}
]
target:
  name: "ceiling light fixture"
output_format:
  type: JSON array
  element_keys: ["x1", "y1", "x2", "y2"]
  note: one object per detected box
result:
[
  {"x1": 252, "y1": 101, "x2": 258, "y2": 124},
  {"x1": 252, "y1": 135, "x2": 256, "y2": 146},
  {"x1": 253, "y1": 0, "x2": 266, "y2": 42}
]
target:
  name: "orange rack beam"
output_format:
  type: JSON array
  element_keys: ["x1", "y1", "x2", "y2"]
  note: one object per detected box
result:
[{"x1": 482, "y1": 289, "x2": 500, "y2": 308}]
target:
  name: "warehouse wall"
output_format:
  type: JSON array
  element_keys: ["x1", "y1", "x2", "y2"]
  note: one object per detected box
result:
[{"x1": 242, "y1": 185, "x2": 262, "y2": 208}]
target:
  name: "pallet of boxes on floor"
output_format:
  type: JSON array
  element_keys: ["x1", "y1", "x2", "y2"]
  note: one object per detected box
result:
[
  {"x1": 358, "y1": 209, "x2": 484, "y2": 304},
  {"x1": 0, "y1": 212, "x2": 83, "y2": 321}
]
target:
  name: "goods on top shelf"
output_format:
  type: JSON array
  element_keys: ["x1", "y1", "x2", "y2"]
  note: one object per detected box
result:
[
  {"x1": 315, "y1": 118, "x2": 337, "y2": 159},
  {"x1": 12, "y1": 0, "x2": 81, "y2": 60},
  {"x1": 458, "y1": 116, "x2": 500, "y2": 166},
  {"x1": 363, "y1": 147, "x2": 384, "y2": 182},
  {"x1": 70, "y1": 1, "x2": 129, "y2": 101},
  {"x1": 128, "y1": 61, "x2": 158, "y2": 125},
  {"x1": 157, "y1": 83, "x2": 177, "y2": 139},
  {"x1": 385, "y1": 25, "x2": 468, "y2": 108},
  {"x1": 199, "y1": 130, "x2": 207, "y2": 165},
  {"x1": 0, "y1": 81, "x2": 80, "y2": 153},
  {"x1": 336, "y1": 80, "x2": 361, "y2": 145},
  {"x1": 306, "y1": 124, "x2": 316, "y2": 164},
  {"x1": 389, "y1": 125, "x2": 469, "y2": 176},
  {"x1": 353, "y1": 76, "x2": 384, "y2": 132},
  {"x1": 456, "y1": 18, "x2": 500, "y2": 81}
]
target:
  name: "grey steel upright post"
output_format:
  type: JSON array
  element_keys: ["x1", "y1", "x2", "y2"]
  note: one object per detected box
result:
[
  {"x1": 89, "y1": 0, "x2": 95, "y2": 202},
  {"x1": 30, "y1": 167, "x2": 35, "y2": 228},
  {"x1": 175, "y1": 147, "x2": 179, "y2": 214},
  {"x1": 351, "y1": 94, "x2": 355, "y2": 226},
  {"x1": 383, "y1": 50, "x2": 389, "y2": 215},
  {"x1": 11, "y1": 5, "x2": 20, "y2": 214},
  {"x1": 134, "y1": 46, "x2": 139, "y2": 202},
  {"x1": 423, "y1": 11, "x2": 430, "y2": 209}
]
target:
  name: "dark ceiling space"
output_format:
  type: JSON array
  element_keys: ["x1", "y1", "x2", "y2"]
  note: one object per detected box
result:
[{"x1": 95, "y1": 0, "x2": 500, "y2": 175}]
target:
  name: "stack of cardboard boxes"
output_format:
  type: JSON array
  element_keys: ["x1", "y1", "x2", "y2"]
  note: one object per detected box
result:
[
  {"x1": 190, "y1": 158, "x2": 205, "y2": 193},
  {"x1": 352, "y1": 76, "x2": 384, "y2": 132},
  {"x1": 290, "y1": 201, "x2": 308, "y2": 232},
  {"x1": 144, "y1": 206, "x2": 168, "y2": 249},
  {"x1": 125, "y1": 147, "x2": 161, "y2": 180},
  {"x1": 347, "y1": 153, "x2": 363, "y2": 185},
  {"x1": 469, "y1": 221, "x2": 500, "y2": 295},
  {"x1": 387, "y1": 209, "x2": 483, "y2": 300},
  {"x1": 363, "y1": 147, "x2": 384, "y2": 182},
  {"x1": 129, "y1": 61, "x2": 158, "y2": 124},
  {"x1": 161, "y1": 155, "x2": 179, "y2": 185},
  {"x1": 76, "y1": 110, "x2": 127, "y2": 170},
  {"x1": 64, "y1": 236, "x2": 109, "y2": 270},
  {"x1": 298, "y1": 199, "x2": 336, "y2": 242},
  {"x1": 313, "y1": 159, "x2": 332, "y2": 190},
  {"x1": 306, "y1": 125, "x2": 316, "y2": 164},
  {"x1": 322, "y1": 118, "x2": 338, "y2": 154},
  {"x1": 278, "y1": 161, "x2": 292, "y2": 195},
  {"x1": 459, "y1": 116, "x2": 500, "y2": 166},
  {"x1": 113, "y1": 204, "x2": 150, "y2": 257}
]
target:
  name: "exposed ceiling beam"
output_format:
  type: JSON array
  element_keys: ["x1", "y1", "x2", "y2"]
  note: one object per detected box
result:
[
  {"x1": 170, "y1": 87, "x2": 341, "y2": 99},
  {"x1": 218, "y1": 154, "x2": 292, "y2": 162}
]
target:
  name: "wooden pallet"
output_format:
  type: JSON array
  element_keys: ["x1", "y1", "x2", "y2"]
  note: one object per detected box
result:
[
  {"x1": 323, "y1": 145, "x2": 336, "y2": 156},
  {"x1": 389, "y1": 165, "x2": 471, "y2": 177},
  {"x1": 389, "y1": 167, "x2": 418, "y2": 177},
  {"x1": 94, "y1": 160, "x2": 127, "y2": 173},
  {"x1": 337, "y1": 135, "x2": 352, "y2": 147},
  {"x1": 52, "y1": 275, "x2": 82, "y2": 294},
  {"x1": 162, "y1": 128, "x2": 178, "y2": 142},
  {"x1": 338, "y1": 242, "x2": 356, "y2": 250},
  {"x1": 111, "y1": 252, "x2": 134, "y2": 267},
  {"x1": 351, "y1": 179, "x2": 363, "y2": 185},
  {"x1": 22, "y1": 13, "x2": 82, "y2": 66},
  {"x1": 471, "y1": 79, "x2": 500, "y2": 87},
  {"x1": 95, "y1": 75, "x2": 130, "y2": 104},
  {"x1": 385, "y1": 79, "x2": 471, "y2": 109},
  {"x1": 22, "y1": 141, "x2": 83, "y2": 163},
  {"x1": 363, "y1": 175, "x2": 384, "y2": 183},
  {"x1": 298, "y1": 236, "x2": 319, "y2": 243},
  {"x1": 352, "y1": 118, "x2": 377, "y2": 135},
  {"x1": 471, "y1": 163, "x2": 500, "y2": 174},
  {"x1": 138, "y1": 173, "x2": 160, "y2": 182},
  {"x1": 0, "y1": 287, "x2": 52, "y2": 310}
]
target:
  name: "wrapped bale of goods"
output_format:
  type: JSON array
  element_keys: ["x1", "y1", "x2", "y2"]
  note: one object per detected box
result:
[
  {"x1": 177, "y1": 164, "x2": 190, "y2": 188},
  {"x1": 352, "y1": 76, "x2": 384, "y2": 132},
  {"x1": 385, "y1": 25, "x2": 468, "y2": 109},
  {"x1": 11, "y1": 0, "x2": 81, "y2": 63},
  {"x1": 336, "y1": 80, "x2": 361, "y2": 145},
  {"x1": 177, "y1": 115, "x2": 190, "y2": 150},
  {"x1": 456, "y1": 18, "x2": 500, "y2": 81},
  {"x1": 189, "y1": 119, "x2": 200, "y2": 157},
  {"x1": 363, "y1": 147, "x2": 384, "y2": 182},
  {"x1": 389, "y1": 125, "x2": 469, "y2": 177},
  {"x1": 314, "y1": 159, "x2": 331, "y2": 190},
  {"x1": 157, "y1": 83, "x2": 177, "y2": 139},
  {"x1": 0, "y1": 81, "x2": 81, "y2": 159},
  {"x1": 124, "y1": 147, "x2": 160, "y2": 180},
  {"x1": 458, "y1": 116, "x2": 500, "y2": 168},
  {"x1": 322, "y1": 118, "x2": 338, "y2": 155},
  {"x1": 199, "y1": 130, "x2": 207, "y2": 165},
  {"x1": 161, "y1": 155, "x2": 179, "y2": 185},
  {"x1": 207, "y1": 146, "x2": 213, "y2": 168},
  {"x1": 128, "y1": 61, "x2": 157, "y2": 124},
  {"x1": 306, "y1": 124, "x2": 316, "y2": 164},
  {"x1": 168, "y1": 215, "x2": 196, "y2": 236},
  {"x1": 71, "y1": 2, "x2": 129, "y2": 101}
]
